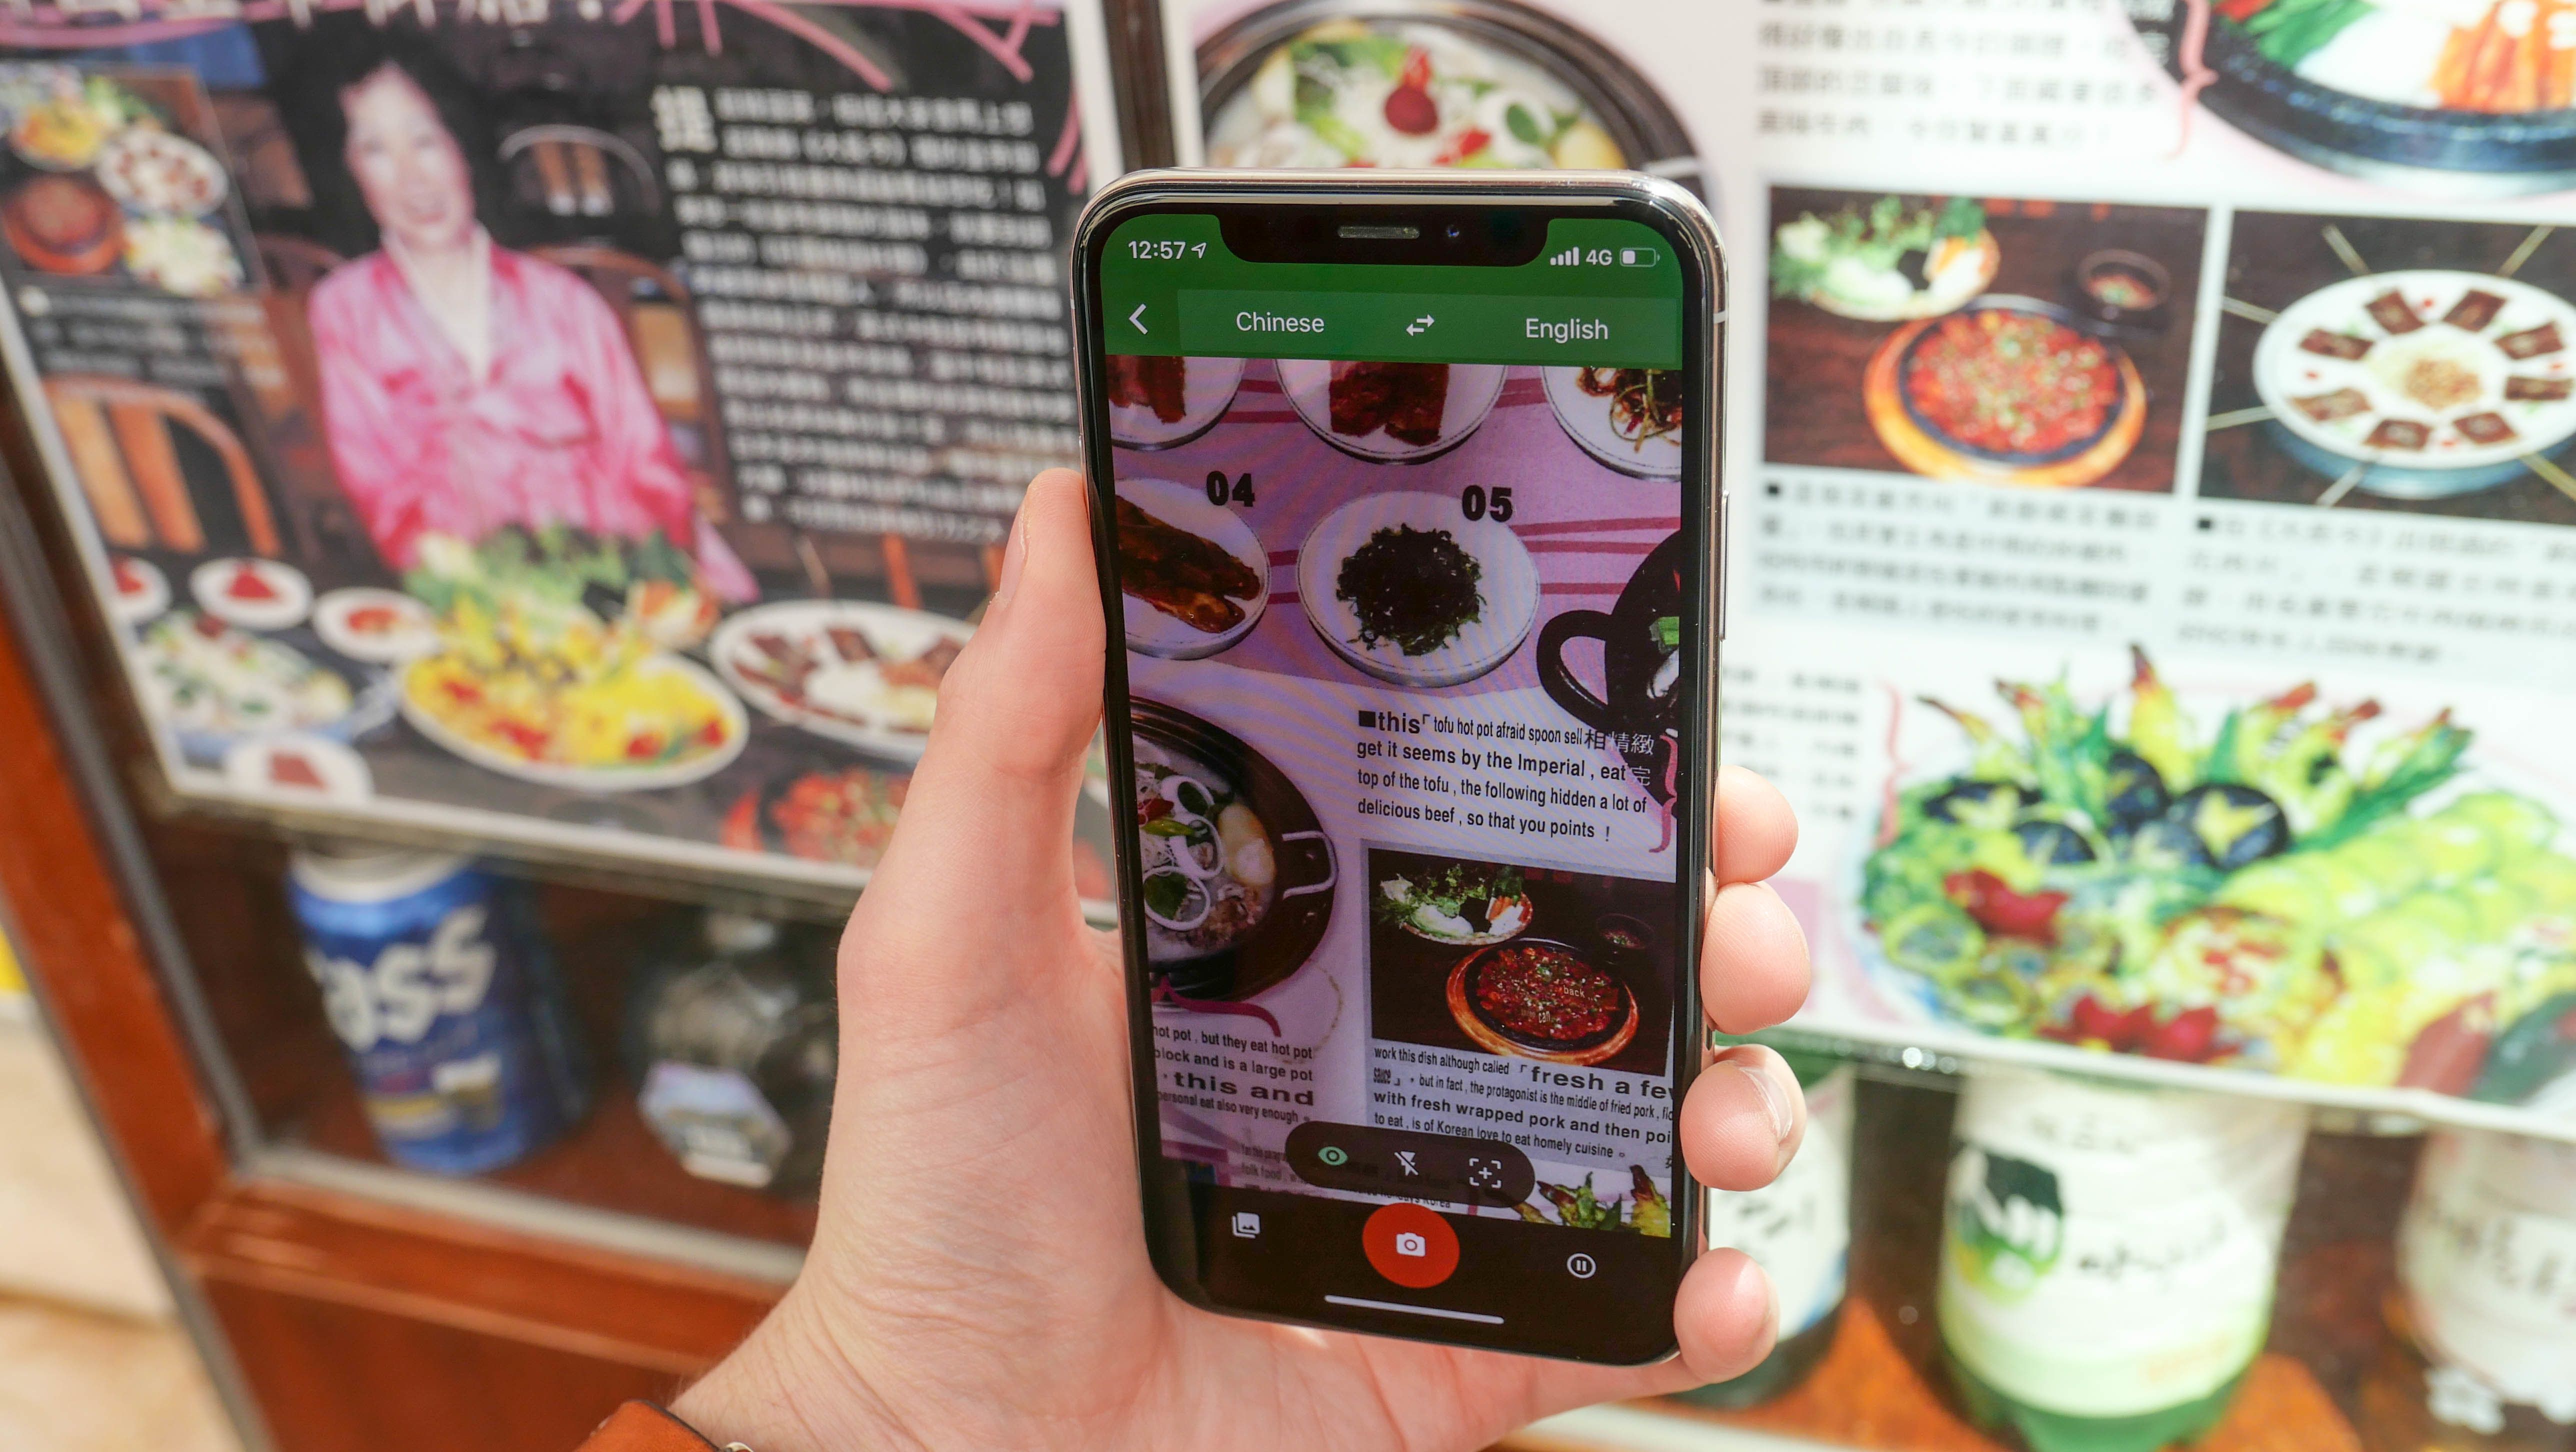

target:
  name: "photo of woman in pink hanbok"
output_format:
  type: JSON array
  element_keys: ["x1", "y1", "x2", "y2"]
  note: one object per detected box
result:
[{"x1": 302, "y1": 45, "x2": 752, "y2": 599}]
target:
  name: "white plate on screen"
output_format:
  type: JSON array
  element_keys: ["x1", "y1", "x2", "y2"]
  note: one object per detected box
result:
[
  {"x1": 1114, "y1": 477, "x2": 1268, "y2": 660},
  {"x1": 1296, "y1": 490, "x2": 1536, "y2": 688},
  {"x1": 1108, "y1": 354, "x2": 1244, "y2": 450},
  {"x1": 1542, "y1": 365, "x2": 1684, "y2": 478},
  {"x1": 1275, "y1": 360, "x2": 1506, "y2": 462}
]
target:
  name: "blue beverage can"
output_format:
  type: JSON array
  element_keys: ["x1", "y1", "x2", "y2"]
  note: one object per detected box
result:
[{"x1": 288, "y1": 844, "x2": 588, "y2": 1175}]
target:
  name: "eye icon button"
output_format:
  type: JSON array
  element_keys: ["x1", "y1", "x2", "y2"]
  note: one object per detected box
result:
[{"x1": 1318, "y1": 1146, "x2": 1349, "y2": 1167}]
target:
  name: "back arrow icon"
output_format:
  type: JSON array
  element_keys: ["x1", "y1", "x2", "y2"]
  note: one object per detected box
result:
[{"x1": 1128, "y1": 304, "x2": 1148, "y2": 334}]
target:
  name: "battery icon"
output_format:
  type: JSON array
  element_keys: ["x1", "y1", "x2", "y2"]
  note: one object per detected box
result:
[{"x1": 1618, "y1": 246, "x2": 1659, "y2": 268}]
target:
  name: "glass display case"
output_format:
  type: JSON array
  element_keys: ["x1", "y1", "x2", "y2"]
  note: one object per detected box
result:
[{"x1": 0, "y1": 0, "x2": 2572, "y2": 1448}]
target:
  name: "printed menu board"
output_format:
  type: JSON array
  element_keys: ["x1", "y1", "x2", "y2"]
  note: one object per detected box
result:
[
  {"x1": 0, "y1": 0, "x2": 1118, "y2": 892},
  {"x1": 1158, "y1": 0, "x2": 2576, "y2": 1139}
]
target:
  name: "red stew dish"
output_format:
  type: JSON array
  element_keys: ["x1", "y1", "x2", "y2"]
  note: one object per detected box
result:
[
  {"x1": 1899, "y1": 306, "x2": 2125, "y2": 464},
  {"x1": 1468, "y1": 940, "x2": 1627, "y2": 1048}
]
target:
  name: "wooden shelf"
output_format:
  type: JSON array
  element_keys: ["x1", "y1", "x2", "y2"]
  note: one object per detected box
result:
[{"x1": 291, "y1": 1062, "x2": 819, "y2": 1252}]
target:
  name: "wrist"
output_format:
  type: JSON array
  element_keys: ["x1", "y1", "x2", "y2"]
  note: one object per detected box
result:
[{"x1": 674, "y1": 1288, "x2": 910, "y2": 1452}]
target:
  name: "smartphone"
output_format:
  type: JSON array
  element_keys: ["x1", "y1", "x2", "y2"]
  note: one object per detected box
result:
[{"x1": 1072, "y1": 170, "x2": 1724, "y2": 1364}]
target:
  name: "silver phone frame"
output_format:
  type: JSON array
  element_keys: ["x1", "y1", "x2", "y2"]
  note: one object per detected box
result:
[{"x1": 1070, "y1": 168, "x2": 1727, "y2": 1366}]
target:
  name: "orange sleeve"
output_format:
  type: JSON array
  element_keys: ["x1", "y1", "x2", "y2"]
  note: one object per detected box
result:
[{"x1": 576, "y1": 1402, "x2": 722, "y2": 1452}]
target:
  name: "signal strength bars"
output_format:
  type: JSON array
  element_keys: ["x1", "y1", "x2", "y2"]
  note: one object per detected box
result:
[{"x1": 1548, "y1": 246, "x2": 1580, "y2": 266}]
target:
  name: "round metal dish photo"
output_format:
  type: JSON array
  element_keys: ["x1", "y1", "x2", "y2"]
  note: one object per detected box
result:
[
  {"x1": 2130, "y1": 0, "x2": 2576, "y2": 196},
  {"x1": 1128, "y1": 699, "x2": 1338, "y2": 1004},
  {"x1": 1765, "y1": 187, "x2": 2206, "y2": 496},
  {"x1": 1195, "y1": 0, "x2": 1704, "y2": 194}
]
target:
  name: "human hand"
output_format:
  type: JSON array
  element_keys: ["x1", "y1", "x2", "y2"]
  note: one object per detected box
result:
[{"x1": 674, "y1": 469, "x2": 1812, "y2": 1451}]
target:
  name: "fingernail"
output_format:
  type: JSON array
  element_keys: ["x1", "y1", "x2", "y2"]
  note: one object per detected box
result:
[
  {"x1": 992, "y1": 508, "x2": 1030, "y2": 614},
  {"x1": 1731, "y1": 1056, "x2": 1796, "y2": 1152}
]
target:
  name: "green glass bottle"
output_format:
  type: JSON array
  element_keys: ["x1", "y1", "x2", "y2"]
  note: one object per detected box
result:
[
  {"x1": 1936, "y1": 1066, "x2": 2308, "y2": 1452},
  {"x1": 1674, "y1": 1050, "x2": 1854, "y2": 1410}
]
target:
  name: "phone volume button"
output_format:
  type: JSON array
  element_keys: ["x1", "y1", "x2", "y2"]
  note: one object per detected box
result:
[{"x1": 1717, "y1": 492, "x2": 1731, "y2": 642}]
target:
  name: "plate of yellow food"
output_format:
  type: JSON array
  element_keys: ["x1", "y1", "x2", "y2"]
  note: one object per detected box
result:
[
  {"x1": 6, "y1": 70, "x2": 134, "y2": 172},
  {"x1": 399, "y1": 592, "x2": 746, "y2": 792}
]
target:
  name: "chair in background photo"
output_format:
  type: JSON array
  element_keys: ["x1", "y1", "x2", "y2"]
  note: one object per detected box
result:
[
  {"x1": 46, "y1": 374, "x2": 282, "y2": 558},
  {"x1": 502, "y1": 126, "x2": 660, "y2": 220}
]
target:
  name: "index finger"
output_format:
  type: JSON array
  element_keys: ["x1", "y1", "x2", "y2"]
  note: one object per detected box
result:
[{"x1": 1714, "y1": 764, "x2": 1796, "y2": 884}]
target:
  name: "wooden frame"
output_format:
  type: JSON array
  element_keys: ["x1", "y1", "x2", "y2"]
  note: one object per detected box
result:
[{"x1": 0, "y1": 420, "x2": 785, "y2": 1452}]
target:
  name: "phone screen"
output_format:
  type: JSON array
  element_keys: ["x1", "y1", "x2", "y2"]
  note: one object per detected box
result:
[{"x1": 1090, "y1": 202, "x2": 1706, "y2": 1362}]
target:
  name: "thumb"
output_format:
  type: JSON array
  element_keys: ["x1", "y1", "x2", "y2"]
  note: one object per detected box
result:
[{"x1": 842, "y1": 469, "x2": 1104, "y2": 990}]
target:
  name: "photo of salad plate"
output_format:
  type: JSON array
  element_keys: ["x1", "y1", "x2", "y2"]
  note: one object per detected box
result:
[
  {"x1": 1854, "y1": 650, "x2": 2576, "y2": 1099},
  {"x1": 138, "y1": 610, "x2": 392, "y2": 767},
  {"x1": 2252, "y1": 268, "x2": 2576, "y2": 498},
  {"x1": 397, "y1": 530, "x2": 751, "y2": 792},
  {"x1": 1542, "y1": 365, "x2": 1684, "y2": 478},
  {"x1": 1296, "y1": 490, "x2": 1537, "y2": 688},
  {"x1": 1105, "y1": 354, "x2": 1244, "y2": 450},
  {"x1": 1195, "y1": 0, "x2": 1702, "y2": 193},
  {"x1": 1112, "y1": 478, "x2": 1270, "y2": 660},
  {"x1": 1276, "y1": 358, "x2": 1506, "y2": 463},
  {"x1": 402, "y1": 640, "x2": 747, "y2": 794},
  {"x1": 1770, "y1": 194, "x2": 2000, "y2": 322},
  {"x1": 1376, "y1": 860, "x2": 1534, "y2": 945}
]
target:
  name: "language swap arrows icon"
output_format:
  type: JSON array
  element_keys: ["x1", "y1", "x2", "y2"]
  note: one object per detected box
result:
[{"x1": 1405, "y1": 314, "x2": 1434, "y2": 336}]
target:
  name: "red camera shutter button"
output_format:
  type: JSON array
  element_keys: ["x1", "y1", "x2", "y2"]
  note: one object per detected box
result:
[{"x1": 1362, "y1": 1202, "x2": 1460, "y2": 1289}]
